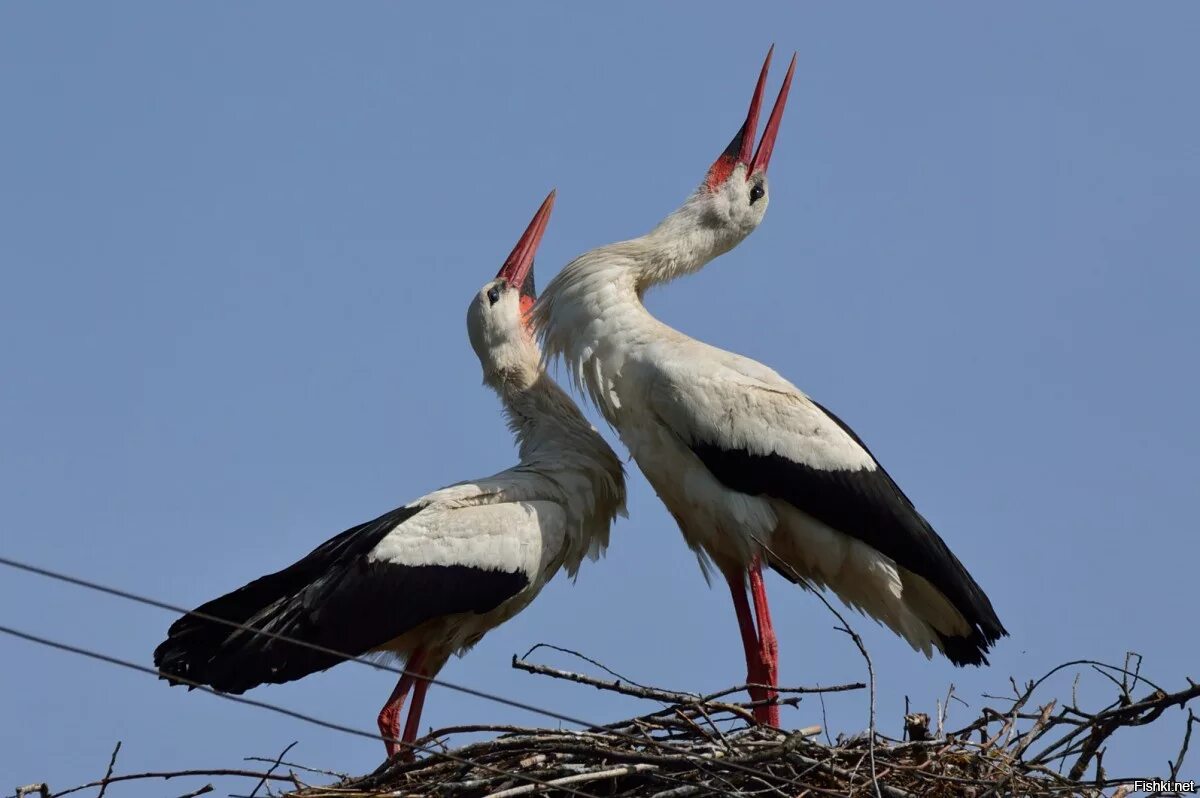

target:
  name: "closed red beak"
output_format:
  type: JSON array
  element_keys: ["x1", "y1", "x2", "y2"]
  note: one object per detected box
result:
[{"x1": 496, "y1": 190, "x2": 555, "y2": 308}]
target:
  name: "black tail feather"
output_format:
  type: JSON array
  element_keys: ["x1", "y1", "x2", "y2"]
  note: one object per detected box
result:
[
  {"x1": 152, "y1": 506, "x2": 419, "y2": 694},
  {"x1": 767, "y1": 557, "x2": 1008, "y2": 668}
]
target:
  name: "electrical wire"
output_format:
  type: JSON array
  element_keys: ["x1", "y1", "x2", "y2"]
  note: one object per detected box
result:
[
  {"x1": 0, "y1": 622, "x2": 603, "y2": 798},
  {"x1": 0, "y1": 555, "x2": 585, "y2": 727},
  {"x1": 1, "y1": 556, "x2": 747, "y2": 795},
  {"x1": 0, "y1": 554, "x2": 838, "y2": 796}
]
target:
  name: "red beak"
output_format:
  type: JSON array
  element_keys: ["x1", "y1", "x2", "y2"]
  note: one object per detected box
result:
[
  {"x1": 748, "y1": 52, "x2": 796, "y2": 177},
  {"x1": 496, "y1": 190, "x2": 555, "y2": 317},
  {"x1": 707, "y1": 48, "x2": 797, "y2": 185},
  {"x1": 721, "y1": 45, "x2": 773, "y2": 168}
]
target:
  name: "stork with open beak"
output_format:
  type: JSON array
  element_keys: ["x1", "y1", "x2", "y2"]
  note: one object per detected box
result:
[
  {"x1": 533, "y1": 49, "x2": 1007, "y2": 726},
  {"x1": 154, "y1": 192, "x2": 626, "y2": 757}
]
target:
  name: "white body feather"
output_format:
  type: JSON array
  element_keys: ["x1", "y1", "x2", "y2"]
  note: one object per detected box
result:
[
  {"x1": 366, "y1": 281, "x2": 626, "y2": 668},
  {"x1": 534, "y1": 227, "x2": 971, "y2": 658}
]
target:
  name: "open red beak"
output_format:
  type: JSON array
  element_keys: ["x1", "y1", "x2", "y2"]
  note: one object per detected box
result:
[
  {"x1": 707, "y1": 47, "x2": 797, "y2": 185},
  {"x1": 496, "y1": 190, "x2": 555, "y2": 315}
]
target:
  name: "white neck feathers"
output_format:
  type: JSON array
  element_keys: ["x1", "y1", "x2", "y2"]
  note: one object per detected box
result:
[
  {"x1": 484, "y1": 355, "x2": 626, "y2": 574},
  {"x1": 531, "y1": 189, "x2": 737, "y2": 420}
]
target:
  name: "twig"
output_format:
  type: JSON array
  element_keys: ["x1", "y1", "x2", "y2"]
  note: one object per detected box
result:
[
  {"x1": 485, "y1": 764, "x2": 658, "y2": 798},
  {"x1": 14, "y1": 788, "x2": 48, "y2": 798},
  {"x1": 936, "y1": 684, "x2": 954, "y2": 738},
  {"x1": 1168, "y1": 709, "x2": 1198, "y2": 782},
  {"x1": 819, "y1": 690, "x2": 834, "y2": 746},
  {"x1": 95, "y1": 742, "x2": 121, "y2": 798},
  {"x1": 511, "y1": 654, "x2": 842, "y2": 737},
  {"x1": 48, "y1": 770, "x2": 297, "y2": 798},
  {"x1": 1068, "y1": 684, "x2": 1200, "y2": 780},
  {"x1": 521, "y1": 643, "x2": 655, "y2": 692},
  {"x1": 513, "y1": 655, "x2": 699, "y2": 706},
  {"x1": 249, "y1": 742, "x2": 298, "y2": 798},
  {"x1": 703, "y1": 682, "x2": 865, "y2": 698},
  {"x1": 1013, "y1": 702, "x2": 1057, "y2": 760},
  {"x1": 173, "y1": 786, "x2": 214, "y2": 798},
  {"x1": 243, "y1": 758, "x2": 348, "y2": 781}
]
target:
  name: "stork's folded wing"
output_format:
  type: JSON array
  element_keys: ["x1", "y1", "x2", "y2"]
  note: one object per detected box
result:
[{"x1": 649, "y1": 367, "x2": 1006, "y2": 665}]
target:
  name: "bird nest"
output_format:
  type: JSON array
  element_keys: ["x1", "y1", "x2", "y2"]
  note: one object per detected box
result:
[
  {"x1": 281, "y1": 651, "x2": 1199, "y2": 798},
  {"x1": 24, "y1": 651, "x2": 1197, "y2": 798}
]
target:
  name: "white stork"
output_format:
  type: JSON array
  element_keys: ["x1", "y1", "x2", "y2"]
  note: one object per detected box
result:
[
  {"x1": 532, "y1": 49, "x2": 1007, "y2": 726},
  {"x1": 154, "y1": 192, "x2": 626, "y2": 757}
]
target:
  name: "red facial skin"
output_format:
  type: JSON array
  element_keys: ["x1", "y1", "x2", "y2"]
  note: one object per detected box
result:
[{"x1": 704, "y1": 47, "x2": 796, "y2": 191}]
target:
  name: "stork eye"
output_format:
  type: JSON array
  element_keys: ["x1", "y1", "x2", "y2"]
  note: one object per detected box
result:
[
  {"x1": 487, "y1": 286, "x2": 501, "y2": 305},
  {"x1": 749, "y1": 183, "x2": 765, "y2": 205}
]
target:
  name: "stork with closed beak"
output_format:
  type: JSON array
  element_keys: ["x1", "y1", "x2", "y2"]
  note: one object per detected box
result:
[
  {"x1": 532, "y1": 49, "x2": 1007, "y2": 726},
  {"x1": 154, "y1": 192, "x2": 626, "y2": 757}
]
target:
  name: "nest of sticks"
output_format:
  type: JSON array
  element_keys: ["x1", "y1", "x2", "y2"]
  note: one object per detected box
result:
[
  {"x1": 22, "y1": 649, "x2": 1197, "y2": 798},
  {"x1": 280, "y1": 650, "x2": 1199, "y2": 798}
]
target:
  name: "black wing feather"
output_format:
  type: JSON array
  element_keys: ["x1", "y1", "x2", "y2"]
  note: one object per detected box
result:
[
  {"x1": 153, "y1": 504, "x2": 529, "y2": 693},
  {"x1": 691, "y1": 399, "x2": 1007, "y2": 666}
]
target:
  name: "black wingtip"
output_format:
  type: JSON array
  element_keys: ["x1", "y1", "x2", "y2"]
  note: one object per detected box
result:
[
  {"x1": 153, "y1": 632, "x2": 236, "y2": 692},
  {"x1": 937, "y1": 621, "x2": 1010, "y2": 667}
]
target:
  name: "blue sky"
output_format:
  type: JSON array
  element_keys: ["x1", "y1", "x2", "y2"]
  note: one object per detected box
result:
[{"x1": 2, "y1": 3, "x2": 1197, "y2": 793}]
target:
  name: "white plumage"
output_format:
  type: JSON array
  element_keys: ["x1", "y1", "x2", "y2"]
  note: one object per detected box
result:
[
  {"x1": 155, "y1": 192, "x2": 625, "y2": 758},
  {"x1": 533, "y1": 50, "x2": 1005, "y2": 726}
]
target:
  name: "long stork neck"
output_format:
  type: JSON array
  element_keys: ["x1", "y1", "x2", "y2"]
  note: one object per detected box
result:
[
  {"x1": 487, "y1": 362, "x2": 619, "y2": 480},
  {"x1": 534, "y1": 200, "x2": 729, "y2": 375},
  {"x1": 532, "y1": 191, "x2": 747, "y2": 426},
  {"x1": 488, "y1": 365, "x2": 625, "y2": 571},
  {"x1": 633, "y1": 195, "x2": 742, "y2": 291},
  {"x1": 534, "y1": 192, "x2": 738, "y2": 343}
]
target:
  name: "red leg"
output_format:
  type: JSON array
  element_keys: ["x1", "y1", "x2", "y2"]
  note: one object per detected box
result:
[
  {"x1": 748, "y1": 556, "x2": 780, "y2": 726},
  {"x1": 401, "y1": 667, "x2": 432, "y2": 748},
  {"x1": 377, "y1": 649, "x2": 425, "y2": 759},
  {"x1": 724, "y1": 569, "x2": 771, "y2": 723}
]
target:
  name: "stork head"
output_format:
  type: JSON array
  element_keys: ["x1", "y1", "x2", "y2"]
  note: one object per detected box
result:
[
  {"x1": 667, "y1": 47, "x2": 796, "y2": 253},
  {"x1": 468, "y1": 190, "x2": 554, "y2": 382}
]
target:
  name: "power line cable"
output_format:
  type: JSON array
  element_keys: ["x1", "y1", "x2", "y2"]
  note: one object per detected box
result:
[
  {"x1": 0, "y1": 554, "x2": 837, "y2": 796},
  {"x1": 1, "y1": 557, "x2": 741, "y2": 795},
  {"x1": 0, "y1": 622, "x2": 603, "y2": 798},
  {"x1": 0, "y1": 555, "x2": 585, "y2": 727}
]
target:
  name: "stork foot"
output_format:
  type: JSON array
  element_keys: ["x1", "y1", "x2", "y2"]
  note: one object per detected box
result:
[{"x1": 378, "y1": 710, "x2": 401, "y2": 759}]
